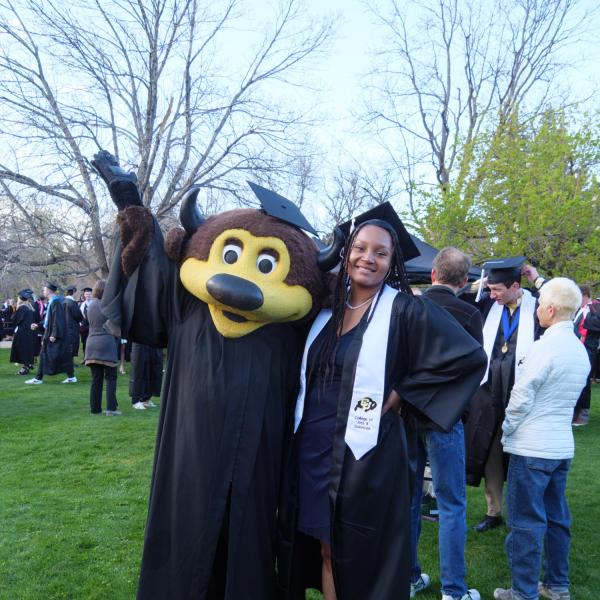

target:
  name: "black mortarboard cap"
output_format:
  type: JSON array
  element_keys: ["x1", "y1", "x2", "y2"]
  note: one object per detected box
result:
[
  {"x1": 82, "y1": 286, "x2": 93, "y2": 293},
  {"x1": 338, "y1": 202, "x2": 420, "y2": 262},
  {"x1": 247, "y1": 181, "x2": 317, "y2": 236},
  {"x1": 482, "y1": 256, "x2": 525, "y2": 284},
  {"x1": 45, "y1": 282, "x2": 58, "y2": 292},
  {"x1": 18, "y1": 289, "x2": 32, "y2": 300},
  {"x1": 66, "y1": 285, "x2": 77, "y2": 294}
]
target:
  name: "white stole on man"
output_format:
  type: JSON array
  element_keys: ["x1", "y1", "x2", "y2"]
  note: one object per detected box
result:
[
  {"x1": 294, "y1": 285, "x2": 397, "y2": 460},
  {"x1": 480, "y1": 288, "x2": 536, "y2": 385}
]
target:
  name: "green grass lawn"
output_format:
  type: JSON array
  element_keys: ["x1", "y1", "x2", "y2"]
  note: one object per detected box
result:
[{"x1": 0, "y1": 347, "x2": 598, "y2": 599}]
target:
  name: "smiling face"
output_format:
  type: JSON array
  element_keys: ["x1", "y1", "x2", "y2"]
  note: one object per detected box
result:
[
  {"x1": 178, "y1": 212, "x2": 321, "y2": 338},
  {"x1": 347, "y1": 225, "x2": 394, "y2": 292}
]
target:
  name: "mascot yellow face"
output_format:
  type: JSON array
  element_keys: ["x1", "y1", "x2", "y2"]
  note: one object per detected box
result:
[{"x1": 172, "y1": 209, "x2": 325, "y2": 338}]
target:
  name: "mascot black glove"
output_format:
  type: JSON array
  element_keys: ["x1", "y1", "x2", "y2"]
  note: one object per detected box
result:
[{"x1": 91, "y1": 150, "x2": 143, "y2": 210}]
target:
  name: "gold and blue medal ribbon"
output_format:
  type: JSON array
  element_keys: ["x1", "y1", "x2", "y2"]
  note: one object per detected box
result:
[{"x1": 500, "y1": 306, "x2": 520, "y2": 353}]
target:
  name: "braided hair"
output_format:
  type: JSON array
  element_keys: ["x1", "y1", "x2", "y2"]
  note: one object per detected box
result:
[{"x1": 309, "y1": 219, "x2": 413, "y2": 392}]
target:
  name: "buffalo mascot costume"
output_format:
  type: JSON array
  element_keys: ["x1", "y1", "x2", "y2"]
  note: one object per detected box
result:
[{"x1": 92, "y1": 151, "x2": 340, "y2": 600}]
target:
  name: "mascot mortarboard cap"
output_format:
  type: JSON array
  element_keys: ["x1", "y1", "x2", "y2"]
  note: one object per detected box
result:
[
  {"x1": 338, "y1": 202, "x2": 420, "y2": 262},
  {"x1": 45, "y1": 282, "x2": 58, "y2": 292},
  {"x1": 482, "y1": 256, "x2": 525, "y2": 284},
  {"x1": 247, "y1": 181, "x2": 318, "y2": 236},
  {"x1": 66, "y1": 285, "x2": 77, "y2": 294}
]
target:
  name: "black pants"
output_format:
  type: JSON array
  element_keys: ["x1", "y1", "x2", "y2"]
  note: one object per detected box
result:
[{"x1": 89, "y1": 364, "x2": 117, "y2": 413}]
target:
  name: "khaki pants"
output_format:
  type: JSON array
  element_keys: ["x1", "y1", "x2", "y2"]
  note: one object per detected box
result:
[{"x1": 483, "y1": 427, "x2": 504, "y2": 516}]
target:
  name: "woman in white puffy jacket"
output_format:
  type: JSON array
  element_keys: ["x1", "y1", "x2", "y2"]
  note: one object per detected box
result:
[{"x1": 494, "y1": 278, "x2": 590, "y2": 600}]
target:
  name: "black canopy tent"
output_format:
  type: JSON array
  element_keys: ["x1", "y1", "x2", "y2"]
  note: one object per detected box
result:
[{"x1": 405, "y1": 234, "x2": 481, "y2": 284}]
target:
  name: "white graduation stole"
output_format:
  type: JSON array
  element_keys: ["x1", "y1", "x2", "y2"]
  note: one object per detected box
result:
[
  {"x1": 294, "y1": 285, "x2": 397, "y2": 460},
  {"x1": 480, "y1": 288, "x2": 536, "y2": 385}
]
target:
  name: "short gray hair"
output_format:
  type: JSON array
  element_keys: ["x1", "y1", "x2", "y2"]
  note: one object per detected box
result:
[
  {"x1": 539, "y1": 277, "x2": 582, "y2": 318},
  {"x1": 432, "y1": 247, "x2": 472, "y2": 287}
]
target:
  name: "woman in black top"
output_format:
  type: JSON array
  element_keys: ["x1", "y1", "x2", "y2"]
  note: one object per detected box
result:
[{"x1": 279, "y1": 205, "x2": 487, "y2": 600}]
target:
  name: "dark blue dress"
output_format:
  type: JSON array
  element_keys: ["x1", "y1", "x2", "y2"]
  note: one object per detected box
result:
[{"x1": 297, "y1": 323, "x2": 356, "y2": 544}]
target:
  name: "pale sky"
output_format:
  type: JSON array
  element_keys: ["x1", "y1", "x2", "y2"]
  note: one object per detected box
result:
[{"x1": 249, "y1": 0, "x2": 600, "y2": 212}]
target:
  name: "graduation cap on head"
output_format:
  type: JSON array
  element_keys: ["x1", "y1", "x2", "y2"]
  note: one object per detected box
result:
[
  {"x1": 17, "y1": 289, "x2": 32, "y2": 300},
  {"x1": 338, "y1": 202, "x2": 420, "y2": 262},
  {"x1": 483, "y1": 256, "x2": 526, "y2": 285},
  {"x1": 82, "y1": 286, "x2": 92, "y2": 293},
  {"x1": 475, "y1": 256, "x2": 525, "y2": 302},
  {"x1": 247, "y1": 181, "x2": 317, "y2": 236},
  {"x1": 65, "y1": 285, "x2": 77, "y2": 295},
  {"x1": 45, "y1": 282, "x2": 58, "y2": 292}
]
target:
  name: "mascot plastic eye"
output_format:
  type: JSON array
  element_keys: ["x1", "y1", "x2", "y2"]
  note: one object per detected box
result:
[
  {"x1": 257, "y1": 253, "x2": 277, "y2": 274},
  {"x1": 222, "y1": 243, "x2": 242, "y2": 265}
]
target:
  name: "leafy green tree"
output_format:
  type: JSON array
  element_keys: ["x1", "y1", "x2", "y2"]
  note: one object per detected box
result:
[{"x1": 423, "y1": 109, "x2": 600, "y2": 286}]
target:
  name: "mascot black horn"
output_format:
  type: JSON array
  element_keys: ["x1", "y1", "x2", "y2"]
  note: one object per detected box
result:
[{"x1": 92, "y1": 151, "x2": 342, "y2": 600}]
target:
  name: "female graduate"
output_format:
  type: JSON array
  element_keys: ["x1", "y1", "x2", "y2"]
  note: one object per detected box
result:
[
  {"x1": 277, "y1": 203, "x2": 487, "y2": 600},
  {"x1": 10, "y1": 290, "x2": 36, "y2": 375}
]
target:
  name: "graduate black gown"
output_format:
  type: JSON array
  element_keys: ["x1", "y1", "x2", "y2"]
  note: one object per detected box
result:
[
  {"x1": 463, "y1": 295, "x2": 543, "y2": 486},
  {"x1": 39, "y1": 299, "x2": 72, "y2": 376},
  {"x1": 277, "y1": 293, "x2": 487, "y2": 600},
  {"x1": 64, "y1": 297, "x2": 84, "y2": 357},
  {"x1": 9, "y1": 304, "x2": 36, "y2": 366},
  {"x1": 129, "y1": 343, "x2": 164, "y2": 402},
  {"x1": 102, "y1": 219, "x2": 304, "y2": 600}
]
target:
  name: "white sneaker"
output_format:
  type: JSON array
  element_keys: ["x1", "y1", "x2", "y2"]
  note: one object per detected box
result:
[
  {"x1": 143, "y1": 400, "x2": 156, "y2": 408},
  {"x1": 25, "y1": 378, "x2": 43, "y2": 385},
  {"x1": 132, "y1": 401, "x2": 146, "y2": 410},
  {"x1": 442, "y1": 590, "x2": 481, "y2": 600},
  {"x1": 105, "y1": 410, "x2": 122, "y2": 416},
  {"x1": 61, "y1": 377, "x2": 77, "y2": 383},
  {"x1": 411, "y1": 574, "x2": 431, "y2": 597}
]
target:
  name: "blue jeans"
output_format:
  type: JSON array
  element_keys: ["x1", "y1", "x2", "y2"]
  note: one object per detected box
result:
[
  {"x1": 505, "y1": 454, "x2": 572, "y2": 600},
  {"x1": 410, "y1": 421, "x2": 467, "y2": 598}
]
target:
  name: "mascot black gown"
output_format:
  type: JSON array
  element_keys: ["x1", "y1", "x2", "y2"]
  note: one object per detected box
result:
[{"x1": 92, "y1": 152, "x2": 338, "y2": 600}]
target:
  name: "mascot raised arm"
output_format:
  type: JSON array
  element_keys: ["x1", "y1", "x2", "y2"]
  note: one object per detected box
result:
[{"x1": 92, "y1": 151, "x2": 341, "y2": 600}]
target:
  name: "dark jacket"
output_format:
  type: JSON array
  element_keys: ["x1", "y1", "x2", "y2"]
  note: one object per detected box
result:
[
  {"x1": 582, "y1": 303, "x2": 600, "y2": 354},
  {"x1": 424, "y1": 285, "x2": 484, "y2": 345},
  {"x1": 84, "y1": 299, "x2": 118, "y2": 366}
]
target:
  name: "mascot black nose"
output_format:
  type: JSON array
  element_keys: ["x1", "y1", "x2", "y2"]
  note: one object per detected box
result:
[{"x1": 206, "y1": 274, "x2": 264, "y2": 310}]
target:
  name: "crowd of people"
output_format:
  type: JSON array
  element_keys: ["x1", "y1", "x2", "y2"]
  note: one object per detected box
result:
[
  {"x1": 2, "y1": 283, "x2": 163, "y2": 415},
  {"x1": 3, "y1": 199, "x2": 599, "y2": 600}
]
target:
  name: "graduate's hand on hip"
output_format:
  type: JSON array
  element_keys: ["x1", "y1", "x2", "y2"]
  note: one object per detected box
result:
[{"x1": 382, "y1": 390, "x2": 403, "y2": 415}]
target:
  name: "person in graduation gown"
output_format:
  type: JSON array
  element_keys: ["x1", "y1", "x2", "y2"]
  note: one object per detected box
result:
[
  {"x1": 129, "y1": 342, "x2": 163, "y2": 409},
  {"x1": 63, "y1": 285, "x2": 84, "y2": 358},
  {"x1": 277, "y1": 204, "x2": 487, "y2": 600},
  {"x1": 462, "y1": 259, "x2": 545, "y2": 532},
  {"x1": 79, "y1": 286, "x2": 93, "y2": 361},
  {"x1": 9, "y1": 290, "x2": 37, "y2": 374},
  {"x1": 25, "y1": 283, "x2": 75, "y2": 384},
  {"x1": 91, "y1": 151, "x2": 333, "y2": 600},
  {"x1": 31, "y1": 294, "x2": 45, "y2": 358}
]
